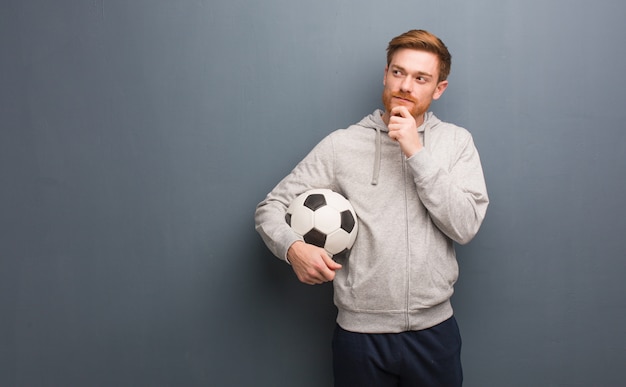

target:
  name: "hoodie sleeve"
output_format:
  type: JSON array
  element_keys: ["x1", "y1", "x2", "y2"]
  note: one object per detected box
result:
[
  {"x1": 407, "y1": 130, "x2": 489, "y2": 245},
  {"x1": 254, "y1": 135, "x2": 336, "y2": 261}
]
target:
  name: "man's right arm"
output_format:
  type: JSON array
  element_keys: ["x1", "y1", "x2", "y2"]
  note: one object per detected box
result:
[{"x1": 254, "y1": 135, "x2": 339, "y2": 283}]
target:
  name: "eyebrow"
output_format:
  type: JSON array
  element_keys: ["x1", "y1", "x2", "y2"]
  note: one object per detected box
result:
[{"x1": 390, "y1": 64, "x2": 433, "y2": 79}]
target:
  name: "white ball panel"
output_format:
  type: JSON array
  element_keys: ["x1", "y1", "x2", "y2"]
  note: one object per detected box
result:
[
  {"x1": 287, "y1": 191, "x2": 309, "y2": 214},
  {"x1": 325, "y1": 229, "x2": 351, "y2": 255},
  {"x1": 290, "y1": 207, "x2": 315, "y2": 235},
  {"x1": 314, "y1": 206, "x2": 341, "y2": 234},
  {"x1": 324, "y1": 191, "x2": 352, "y2": 211}
]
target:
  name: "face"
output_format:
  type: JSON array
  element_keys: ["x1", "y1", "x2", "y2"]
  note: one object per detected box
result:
[{"x1": 382, "y1": 48, "x2": 448, "y2": 126}]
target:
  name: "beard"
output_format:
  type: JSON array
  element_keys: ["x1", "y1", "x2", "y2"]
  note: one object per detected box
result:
[{"x1": 381, "y1": 89, "x2": 428, "y2": 120}]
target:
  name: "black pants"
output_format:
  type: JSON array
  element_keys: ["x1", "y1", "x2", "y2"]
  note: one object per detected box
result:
[{"x1": 332, "y1": 316, "x2": 463, "y2": 387}]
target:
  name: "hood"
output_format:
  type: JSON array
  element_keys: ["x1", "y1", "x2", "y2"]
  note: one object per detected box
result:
[{"x1": 359, "y1": 109, "x2": 438, "y2": 185}]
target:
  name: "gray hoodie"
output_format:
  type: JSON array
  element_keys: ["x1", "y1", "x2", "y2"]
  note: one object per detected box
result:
[{"x1": 255, "y1": 109, "x2": 489, "y2": 333}]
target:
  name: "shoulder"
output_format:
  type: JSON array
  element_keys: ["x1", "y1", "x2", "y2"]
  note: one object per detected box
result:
[
  {"x1": 425, "y1": 116, "x2": 479, "y2": 164},
  {"x1": 326, "y1": 123, "x2": 375, "y2": 143},
  {"x1": 428, "y1": 115, "x2": 473, "y2": 143}
]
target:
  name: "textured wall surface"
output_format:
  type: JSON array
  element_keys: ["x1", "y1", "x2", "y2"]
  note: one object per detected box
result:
[{"x1": 2, "y1": 1, "x2": 625, "y2": 385}]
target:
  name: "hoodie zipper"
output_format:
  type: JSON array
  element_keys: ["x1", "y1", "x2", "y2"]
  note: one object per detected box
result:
[
  {"x1": 401, "y1": 151, "x2": 411, "y2": 331},
  {"x1": 401, "y1": 125, "x2": 426, "y2": 330}
]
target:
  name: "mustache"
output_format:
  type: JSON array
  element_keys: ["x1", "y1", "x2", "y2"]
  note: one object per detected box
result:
[{"x1": 392, "y1": 93, "x2": 417, "y2": 103}]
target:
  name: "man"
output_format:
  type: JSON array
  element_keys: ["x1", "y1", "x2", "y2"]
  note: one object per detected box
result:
[{"x1": 255, "y1": 29, "x2": 488, "y2": 386}]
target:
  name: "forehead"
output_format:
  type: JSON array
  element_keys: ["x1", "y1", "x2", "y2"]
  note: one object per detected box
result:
[{"x1": 389, "y1": 48, "x2": 440, "y2": 76}]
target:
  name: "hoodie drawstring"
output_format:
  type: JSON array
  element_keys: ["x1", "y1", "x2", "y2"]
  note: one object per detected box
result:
[{"x1": 371, "y1": 127, "x2": 382, "y2": 185}]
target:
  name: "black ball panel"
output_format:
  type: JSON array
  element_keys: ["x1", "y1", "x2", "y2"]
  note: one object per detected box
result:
[
  {"x1": 333, "y1": 248, "x2": 350, "y2": 260},
  {"x1": 340, "y1": 210, "x2": 355, "y2": 233},
  {"x1": 303, "y1": 228, "x2": 327, "y2": 248},
  {"x1": 303, "y1": 193, "x2": 327, "y2": 211}
]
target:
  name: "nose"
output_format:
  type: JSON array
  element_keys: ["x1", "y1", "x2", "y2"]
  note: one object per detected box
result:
[{"x1": 400, "y1": 76, "x2": 413, "y2": 93}]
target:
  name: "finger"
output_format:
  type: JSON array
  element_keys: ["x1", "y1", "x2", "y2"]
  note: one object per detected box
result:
[
  {"x1": 297, "y1": 259, "x2": 335, "y2": 284},
  {"x1": 297, "y1": 269, "x2": 325, "y2": 285},
  {"x1": 391, "y1": 105, "x2": 410, "y2": 118},
  {"x1": 323, "y1": 253, "x2": 342, "y2": 271},
  {"x1": 317, "y1": 256, "x2": 339, "y2": 282},
  {"x1": 305, "y1": 271, "x2": 331, "y2": 285}
]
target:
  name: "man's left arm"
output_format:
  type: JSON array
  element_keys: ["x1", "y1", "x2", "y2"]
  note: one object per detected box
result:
[{"x1": 408, "y1": 132, "x2": 489, "y2": 244}]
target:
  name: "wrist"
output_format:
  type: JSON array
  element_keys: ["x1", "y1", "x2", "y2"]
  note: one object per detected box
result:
[
  {"x1": 286, "y1": 240, "x2": 304, "y2": 265},
  {"x1": 404, "y1": 143, "x2": 423, "y2": 158}
]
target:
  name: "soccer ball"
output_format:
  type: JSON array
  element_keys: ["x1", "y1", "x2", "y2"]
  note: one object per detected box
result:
[{"x1": 286, "y1": 189, "x2": 358, "y2": 258}]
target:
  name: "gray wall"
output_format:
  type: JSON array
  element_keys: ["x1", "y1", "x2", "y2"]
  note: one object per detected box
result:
[{"x1": 2, "y1": 1, "x2": 625, "y2": 386}]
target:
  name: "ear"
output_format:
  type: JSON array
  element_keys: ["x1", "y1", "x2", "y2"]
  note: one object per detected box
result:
[
  {"x1": 383, "y1": 66, "x2": 389, "y2": 86},
  {"x1": 432, "y1": 80, "x2": 448, "y2": 100}
]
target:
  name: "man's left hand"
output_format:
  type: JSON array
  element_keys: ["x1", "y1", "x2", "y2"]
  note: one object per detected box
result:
[{"x1": 388, "y1": 106, "x2": 423, "y2": 158}]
